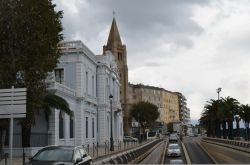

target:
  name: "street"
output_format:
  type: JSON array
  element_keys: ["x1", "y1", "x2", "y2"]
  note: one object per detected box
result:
[
  {"x1": 163, "y1": 139, "x2": 187, "y2": 164},
  {"x1": 201, "y1": 140, "x2": 250, "y2": 164},
  {"x1": 183, "y1": 136, "x2": 215, "y2": 164}
]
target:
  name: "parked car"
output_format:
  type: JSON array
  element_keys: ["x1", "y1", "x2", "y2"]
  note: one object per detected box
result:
[
  {"x1": 123, "y1": 136, "x2": 138, "y2": 142},
  {"x1": 147, "y1": 131, "x2": 157, "y2": 140},
  {"x1": 188, "y1": 133, "x2": 195, "y2": 137},
  {"x1": 167, "y1": 143, "x2": 181, "y2": 157},
  {"x1": 169, "y1": 134, "x2": 178, "y2": 142},
  {"x1": 26, "y1": 145, "x2": 92, "y2": 165}
]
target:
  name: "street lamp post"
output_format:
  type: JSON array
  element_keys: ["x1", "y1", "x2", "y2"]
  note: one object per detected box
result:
[
  {"x1": 137, "y1": 113, "x2": 141, "y2": 143},
  {"x1": 216, "y1": 88, "x2": 222, "y2": 100},
  {"x1": 109, "y1": 94, "x2": 114, "y2": 151}
]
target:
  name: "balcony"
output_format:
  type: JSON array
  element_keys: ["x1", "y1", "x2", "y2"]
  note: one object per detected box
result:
[{"x1": 46, "y1": 80, "x2": 76, "y2": 97}]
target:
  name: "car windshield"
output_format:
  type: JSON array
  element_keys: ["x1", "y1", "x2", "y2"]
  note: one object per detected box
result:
[
  {"x1": 32, "y1": 148, "x2": 73, "y2": 162},
  {"x1": 169, "y1": 145, "x2": 179, "y2": 149}
]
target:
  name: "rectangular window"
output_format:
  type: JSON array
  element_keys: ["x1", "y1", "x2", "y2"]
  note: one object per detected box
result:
[
  {"x1": 92, "y1": 76, "x2": 94, "y2": 96},
  {"x1": 86, "y1": 72, "x2": 88, "y2": 94},
  {"x1": 92, "y1": 118, "x2": 94, "y2": 138},
  {"x1": 70, "y1": 118, "x2": 74, "y2": 138},
  {"x1": 55, "y1": 69, "x2": 64, "y2": 84},
  {"x1": 106, "y1": 78, "x2": 109, "y2": 99},
  {"x1": 86, "y1": 117, "x2": 88, "y2": 138},
  {"x1": 59, "y1": 113, "x2": 64, "y2": 139}
]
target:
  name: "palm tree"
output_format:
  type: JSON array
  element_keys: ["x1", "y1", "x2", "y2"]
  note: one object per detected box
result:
[
  {"x1": 0, "y1": 119, "x2": 8, "y2": 158},
  {"x1": 200, "y1": 114, "x2": 211, "y2": 137},
  {"x1": 221, "y1": 97, "x2": 239, "y2": 140},
  {"x1": 42, "y1": 91, "x2": 73, "y2": 121},
  {"x1": 201, "y1": 99, "x2": 221, "y2": 138},
  {"x1": 239, "y1": 104, "x2": 250, "y2": 140}
]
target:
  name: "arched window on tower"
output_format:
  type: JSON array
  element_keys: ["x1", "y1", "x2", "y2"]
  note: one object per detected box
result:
[{"x1": 118, "y1": 52, "x2": 122, "y2": 61}]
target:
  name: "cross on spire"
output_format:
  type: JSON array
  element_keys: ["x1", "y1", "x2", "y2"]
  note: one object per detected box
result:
[{"x1": 113, "y1": 10, "x2": 116, "y2": 17}]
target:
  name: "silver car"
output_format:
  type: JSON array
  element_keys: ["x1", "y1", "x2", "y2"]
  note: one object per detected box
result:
[
  {"x1": 167, "y1": 143, "x2": 181, "y2": 157},
  {"x1": 27, "y1": 145, "x2": 92, "y2": 165},
  {"x1": 123, "y1": 136, "x2": 138, "y2": 142},
  {"x1": 169, "y1": 134, "x2": 178, "y2": 142},
  {"x1": 170, "y1": 159, "x2": 184, "y2": 164}
]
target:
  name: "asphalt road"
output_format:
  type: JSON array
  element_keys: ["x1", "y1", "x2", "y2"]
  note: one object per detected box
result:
[
  {"x1": 183, "y1": 136, "x2": 214, "y2": 164},
  {"x1": 163, "y1": 139, "x2": 187, "y2": 164},
  {"x1": 139, "y1": 141, "x2": 165, "y2": 164},
  {"x1": 201, "y1": 140, "x2": 250, "y2": 164}
]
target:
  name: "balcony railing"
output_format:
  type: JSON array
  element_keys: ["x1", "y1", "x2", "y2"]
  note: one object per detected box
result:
[{"x1": 47, "y1": 81, "x2": 76, "y2": 96}]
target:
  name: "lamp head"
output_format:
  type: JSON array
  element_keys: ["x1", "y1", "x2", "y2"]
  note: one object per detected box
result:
[
  {"x1": 217, "y1": 88, "x2": 221, "y2": 93},
  {"x1": 109, "y1": 94, "x2": 113, "y2": 99}
]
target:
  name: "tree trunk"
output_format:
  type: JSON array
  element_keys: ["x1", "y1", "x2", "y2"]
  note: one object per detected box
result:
[
  {"x1": 0, "y1": 128, "x2": 6, "y2": 159},
  {"x1": 222, "y1": 120, "x2": 226, "y2": 139},
  {"x1": 22, "y1": 127, "x2": 31, "y2": 147},
  {"x1": 228, "y1": 121, "x2": 233, "y2": 140},
  {"x1": 247, "y1": 122, "x2": 250, "y2": 141},
  {"x1": 236, "y1": 120, "x2": 240, "y2": 137},
  {"x1": 216, "y1": 120, "x2": 221, "y2": 138}
]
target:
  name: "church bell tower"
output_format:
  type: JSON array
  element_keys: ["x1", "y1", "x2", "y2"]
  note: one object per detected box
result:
[{"x1": 103, "y1": 18, "x2": 130, "y2": 134}]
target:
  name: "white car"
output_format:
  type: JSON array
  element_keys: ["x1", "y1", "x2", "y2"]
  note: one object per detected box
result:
[
  {"x1": 169, "y1": 134, "x2": 178, "y2": 142},
  {"x1": 170, "y1": 159, "x2": 184, "y2": 164},
  {"x1": 167, "y1": 143, "x2": 181, "y2": 157},
  {"x1": 123, "y1": 136, "x2": 138, "y2": 142}
]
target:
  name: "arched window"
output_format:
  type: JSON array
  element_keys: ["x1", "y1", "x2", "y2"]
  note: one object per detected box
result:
[
  {"x1": 59, "y1": 111, "x2": 64, "y2": 139},
  {"x1": 118, "y1": 52, "x2": 122, "y2": 61}
]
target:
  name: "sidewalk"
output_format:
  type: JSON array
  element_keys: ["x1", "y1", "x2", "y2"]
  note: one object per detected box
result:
[{"x1": 0, "y1": 141, "x2": 146, "y2": 165}]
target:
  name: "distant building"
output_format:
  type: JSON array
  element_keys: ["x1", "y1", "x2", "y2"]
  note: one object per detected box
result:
[
  {"x1": 128, "y1": 83, "x2": 180, "y2": 126},
  {"x1": 174, "y1": 92, "x2": 190, "y2": 124}
]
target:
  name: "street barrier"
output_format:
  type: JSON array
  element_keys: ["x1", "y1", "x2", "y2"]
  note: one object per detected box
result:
[
  {"x1": 94, "y1": 139, "x2": 162, "y2": 164},
  {"x1": 202, "y1": 137, "x2": 250, "y2": 153}
]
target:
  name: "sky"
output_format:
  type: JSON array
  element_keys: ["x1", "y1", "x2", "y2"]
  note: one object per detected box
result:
[{"x1": 53, "y1": 0, "x2": 250, "y2": 122}]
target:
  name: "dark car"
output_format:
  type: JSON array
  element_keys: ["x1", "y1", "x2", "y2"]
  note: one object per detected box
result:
[{"x1": 26, "y1": 145, "x2": 92, "y2": 165}]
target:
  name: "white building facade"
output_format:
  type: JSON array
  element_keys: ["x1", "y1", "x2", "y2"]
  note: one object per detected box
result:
[
  {"x1": 9, "y1": 41, "x2": 123, "y2": 156},
  {"x1": 96, "y1": 51, "x2": 123, "y2": 145},
  {"x1": 46, "y1": 40, "x2": 99, "y2": 146},
  {"x1": 47, "y1": 41, "x2": 123, "y2": 146}
]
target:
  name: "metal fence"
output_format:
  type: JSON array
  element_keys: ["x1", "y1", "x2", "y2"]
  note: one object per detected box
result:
[{"x1": 84, "y1": 140, "x2": 147, "y2": 158}]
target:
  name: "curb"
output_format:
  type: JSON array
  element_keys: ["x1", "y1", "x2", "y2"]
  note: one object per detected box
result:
[
  {"x1": 160, "y1": 140, "x2": 167, "y2": 164},
  {"x1": 134, "y1": 140, "x2": 164, "y2": 164},
  {"x1": 196, "y1": 140, "x2": 218, "y2": 164},
  {"x1": 181, "y1": 141, "x2": 191, "y2": 164},
  {"x1": 202, "y1": 139, "x2": 250, "y2": 154},
  {"x1": 93, "y1": 141, "x2": 150, "y2": 161}
]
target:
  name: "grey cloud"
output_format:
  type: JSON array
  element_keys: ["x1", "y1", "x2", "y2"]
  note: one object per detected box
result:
[
  {"x1": 54, "y1": 0, "x2": 209, "y2": 54},
  {"x1": 144, "y1": 61, "x2": 163, "y2": 67}
]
